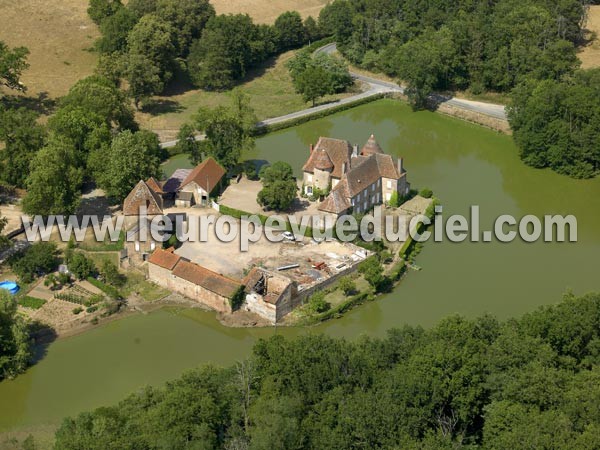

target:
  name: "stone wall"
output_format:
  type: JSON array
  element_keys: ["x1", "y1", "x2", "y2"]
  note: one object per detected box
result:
[{"x1": 148, "y1": 262, "x2": 232, "y2": 313}]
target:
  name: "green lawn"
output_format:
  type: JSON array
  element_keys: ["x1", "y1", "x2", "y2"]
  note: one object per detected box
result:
[
  {"x1": 122, "y1": 272, "x2": 170, "y2": 302},
  {"x1": 161, "y1": 153, "x2": 194, "y2": 177}
]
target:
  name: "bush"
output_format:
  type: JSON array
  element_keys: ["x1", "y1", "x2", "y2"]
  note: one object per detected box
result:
[
  {"x1": 419, "y1": 187, "x2": 433, "y2": 198},
  {"x1": 100, "y1": 260, "x2": 125, "y2": 287},
  {"x1": 18, "y1": 296, "x2": 47, "y2": 310},
  {"x1": 338, "y1": 277, "x2": 356, "y2": 296},
  {"x1": 308, "y1": 291, "x2": 331, "y2": 313},
  {"x1": 388, "y1": 191, "x2": 400, "y2": 207},
  {"x1": 72, "y1": 307, "x2": 83, "y2": 315}
]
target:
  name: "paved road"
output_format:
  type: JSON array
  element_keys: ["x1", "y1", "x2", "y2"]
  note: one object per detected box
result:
[{"x1": 159, "y1": 43, "x2": 507, "y2": 148}]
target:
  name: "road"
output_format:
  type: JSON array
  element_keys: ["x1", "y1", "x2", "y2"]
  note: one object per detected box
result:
[
  {"x1": 317, "y1": 43, "x2": 507, "y2": 120},
  {"x1": 159, "y1": 43, "x2": 507, "y2": 148}
]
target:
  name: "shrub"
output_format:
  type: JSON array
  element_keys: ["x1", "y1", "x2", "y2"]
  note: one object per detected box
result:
[
  {"x1": 388, "y1": 191, "x2": 399, "y2": 208},
  {"x1": 308, "y1": 291, "x2": 331, "y2": 313},
  {"x1": 419, "y1": 187, "x2": 433, "y2": 198},
  {"x1": 72, "y1": 307, "x2": 83, "y2": 315},
  {"x1": 338, "y1": 277, "x2": 356, "y2": 296}
]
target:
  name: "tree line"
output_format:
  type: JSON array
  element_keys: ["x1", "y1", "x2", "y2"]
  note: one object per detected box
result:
[{"x1": 51, "y1": 292, "x2": 600, "y2": 449}]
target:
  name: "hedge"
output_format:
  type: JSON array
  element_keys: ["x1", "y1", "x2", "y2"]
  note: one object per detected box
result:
[
  {"x1": 253, "y1": 94, "x2": 385, "y2": 136},
  {"x1": 86, "y1": 276, "x2": 122, "y2": 300}
]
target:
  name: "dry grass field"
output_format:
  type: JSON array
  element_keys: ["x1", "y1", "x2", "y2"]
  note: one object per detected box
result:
[
  {"x1": 579, "y1": 5, "x2": 600, "y2": 69},
  {"x1": 0, "y1": 0, "x2": 99, "y2": 98},
  {"x1": 211, "y1": 0, "x2": 329, "y2": 23}
]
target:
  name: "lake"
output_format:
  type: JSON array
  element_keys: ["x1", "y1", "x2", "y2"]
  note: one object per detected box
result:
[{"x1": 2, "y1": 99, "x2": 599, "y2": 435}]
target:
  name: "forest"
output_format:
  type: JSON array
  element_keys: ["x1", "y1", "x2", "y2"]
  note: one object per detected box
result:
[{"x1": 53, "y1": 292, "x2": 600, "y2": 449}]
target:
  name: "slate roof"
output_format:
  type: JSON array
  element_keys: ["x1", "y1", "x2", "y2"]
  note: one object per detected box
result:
[
  {"x1": 163, "y1": 169, "x2": 192, "y2": 193},
  {"x1": 172, "y1": 260, "x2": 241, "y2": 299},
  {"x1": 303, "y1": 137, "x2": 352, "y2": 178},
  {"x1": 181, "y1": 158, "x2": 226, "y2": 193}
]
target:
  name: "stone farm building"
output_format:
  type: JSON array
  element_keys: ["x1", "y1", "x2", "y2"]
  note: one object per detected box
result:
[
  {"x1": 122, "y1": 157, "x2": 226, "y2": 215},
  {"x1": 148, "y1": 248, "x2": 243, "y2": 313},
  {"x1": 302, "y1": 135, "x2": 410, "y2": 216}
]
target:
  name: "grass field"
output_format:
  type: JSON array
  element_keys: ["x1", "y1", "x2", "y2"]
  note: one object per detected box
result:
[
  {"x1": 136, "y1": 50, "x2": 357, "y2": 142},
  {"x1": 0, "y1": 0, "x2": 99, "y2": 98},
  {"x1": 579, "y1": 5, "x2": 600, "y2": 69},
  {"x1": 211, "y1": 0, "x2": 329, "y2": 24}
]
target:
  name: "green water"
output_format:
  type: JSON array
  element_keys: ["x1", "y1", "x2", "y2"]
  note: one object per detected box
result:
[{"x1": 2, "y1": 99, "x2": 600, "y2": 434}]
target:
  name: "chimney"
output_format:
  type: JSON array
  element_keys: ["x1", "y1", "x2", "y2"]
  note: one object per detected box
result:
[
  {"x1": 397, "y1": 157, "x2": 403, "y2": 174},
  {"x1": 310, "y1": 144, "x2": 314, "y2": 153},
  {"x1": 352, "y1": 144, "x2": 358, "y2": 158}
]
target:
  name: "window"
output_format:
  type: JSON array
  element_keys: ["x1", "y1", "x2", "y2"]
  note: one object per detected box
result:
[
  {"x1": 306, "y1": 186, "x2": 313, "y2": 195},
  {"x1": 135, "y1": 242, "x2": 140, "y2": 252},
  {"x1": 150, "y1": 242, "x2": 156, "y2": 251},
  {"x1": 386, "y1": 192, "x2": 391, "y2": 201},
  {"x1": 378, "y1": 179, "x2": 381, "y2": 187},
  {"x1": 307, "y1": 174, "x2": 313, "y2": 182},
  {"x1": 387, "y1": 180, "x2": 392, "y2": 189},
  {"x1": 363, "y1": 201, "x2": 367, "y2": 210},
  {"x1": 371, "y1": 184, "x2": 375, "y2": 192}
]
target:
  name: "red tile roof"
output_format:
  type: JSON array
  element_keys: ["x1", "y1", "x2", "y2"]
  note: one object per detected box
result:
[
  {"x1": 180, "y1": 157, "x2": 226, "y2": 193},
  {"x1": 148, "y1": 248, "x2": 182, "y2": 270},
  {"x1": 123, "y1": 180, "x2": 163, "y2": 216},
  {"x1": 172, "y1": 260, "x2": 241, "y2": 299},
  {"x1": 361, "y1": 134, "x2": 384, "y2": 156},
  {"x1": 303, "y1": 137, "x2": 352, "y2": 178}
]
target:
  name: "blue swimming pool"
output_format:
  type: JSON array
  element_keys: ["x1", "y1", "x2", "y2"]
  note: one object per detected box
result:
[{"x1": 0, "y1": 281, "x2": 19, "y2": 295}]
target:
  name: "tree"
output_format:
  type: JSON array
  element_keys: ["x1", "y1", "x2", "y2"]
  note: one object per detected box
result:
[
  {"x1": 359, "y1": 256, "x2": 388, "y2": 292},
  {"x1": 61, "y1": 75, "x2": 136, "y2": 130},
  {"x1": 124, "y1": 54, "x2": 163, "y2": 109},
  {"x1": 0, "y1": 41, "x2": 29, "y2": 92},
  {"x1": 295, "y1": 65, "x2": 332, "y2": 107},
  {"x1": 287, "y1": 51, "x2": 352, "y2": 106},
  {"x1": 318, "y1": 0, "x2": 354, "y2": 44},
  {"x1": 69, "y1": 253, "x2": 97, "y2": 280},
  {"x1": 273, "y1": 11, "x2": 306, "y2": 51},
  {"x1": 96, "y1": 6, "x2": 138, "y2": 54},
  {"x1": 303, "y1": 16, "x2": 321, "y2": 43},
  {"x1": 8, "y1": 242, "x2": 59, "y2": 283},
  {"x1": 100, "y1": 260, "x2": 124, "y2": 287},
  {"x1": 127, "y1": 0, "x2": 157, "y2": 18},
  {"x1": 174, "y1": 123, "x2": 200, "y2": 164},
  {"x1": 0, "y1": 291, "x2": 32, "y2": 380},
  {"x1": 194, "y1": 93, "x2": 256, "y2": 169},
  {"x1": 187, "y1": 14, "x2": 269, "y2": 90},
  {"x1": 87, "y1": 0, "x2": 123, "y2": 25},
  {"x1": 155, "y1": 0, "x2": 215, "y2": 56},
  {"x1": 22, "y1": 137, "x2": 84, "y2": 216},
  {"x1": 0, "y1": 107, "x2": 46, "y2": 188},
  {"x1": 257, "y1": 162, "x2": 297, "y2": 211},
  {"x1": 94, "y1": 130, "x2": 162, "y2": 200},
  {"x1": 126, "y1": 14, "x2": 176, "y2": 88},
  {"x1": 0, "y1": 212, "x2": 9, "y2": 250}
]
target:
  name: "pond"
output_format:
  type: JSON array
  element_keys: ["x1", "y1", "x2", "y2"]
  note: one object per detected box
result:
[{"x1": 2, "y1": 99, "x2": 599, "y2": 435}]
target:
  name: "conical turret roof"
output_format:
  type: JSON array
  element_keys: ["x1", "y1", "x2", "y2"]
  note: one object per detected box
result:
[
  {"x1": 314, "y1": 149, "x2": 334, "y2": 170},
  {"x1": 361, "y1": 134, "x2": 383, "y2": 156}
]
